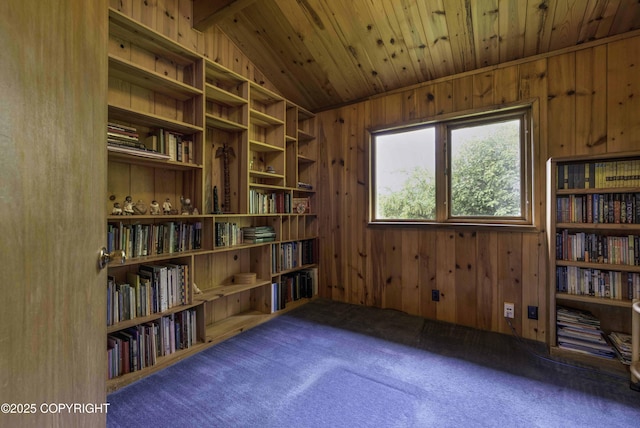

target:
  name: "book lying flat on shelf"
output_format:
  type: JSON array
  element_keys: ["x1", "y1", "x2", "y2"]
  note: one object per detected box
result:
[
  {"x1": 108, "y1": 143, "x2": 171, "y2": 160},
  {"x1": 556, "y1": 306, "x2": 616, "y2": 359}
]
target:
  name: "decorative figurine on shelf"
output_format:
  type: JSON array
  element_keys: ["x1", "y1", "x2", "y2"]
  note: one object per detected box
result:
[
  {"x1": 215, "y1": 143, "x2": 235, "y2": 213},
  {"x1": 180, "y1": 195, "x2": 194, "y2": 215},
  {"x1": 213, "y1": 186, "x2": 221, "y2": 214},
  {"x1": 163, "y1": 198, "x2": 172, "y2": 215},
  {"x1": 112, "y1": 202, "x2": 123, "y2": 215},
  {"x1": 149, "y1": 200, "x2": 161, "y2": 215},
  {"x1": 123, "y1": 196, "x2": 134, "y2": 215},
  {"x1": 133, "y1": 199, "x2": 147, "y2": 215}
]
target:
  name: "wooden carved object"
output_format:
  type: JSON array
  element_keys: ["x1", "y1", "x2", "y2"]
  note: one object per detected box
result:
[{"x1": 215, "y1": 143, "x2": 235, "y2": 213}]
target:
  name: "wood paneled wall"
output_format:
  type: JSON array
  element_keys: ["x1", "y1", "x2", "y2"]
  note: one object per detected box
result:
[{"x1": 316, "y1": 34, "x2": 640, "y2": 342}]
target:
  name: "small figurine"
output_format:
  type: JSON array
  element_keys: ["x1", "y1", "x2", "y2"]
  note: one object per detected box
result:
[
  {"x1": 133, "y1": 199, "x2": 147, "y2": 215},
  {"x1": 163, "y1": 198, "x2": 172, "y2": 215},
  {"x1": 123, "y1": 196, "x2": 134, "y2": 215},
  {"x1": 149, "y1": 200, "x2": 160, "y2": 215},
  {"x1": 180, "y1": 195, "x2": 194, "y2": 215},
  {"x1": 112, "y1": 202, "x2": 123, "y2": 215}
]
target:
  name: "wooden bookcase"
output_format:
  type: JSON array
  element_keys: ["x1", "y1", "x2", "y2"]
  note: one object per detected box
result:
[
  {"x1": 105, "y1": 8, "x2": 318, "y2": 392},
  {"x1": 547, "y1": 152, "x2": 640, "y2": 386}
]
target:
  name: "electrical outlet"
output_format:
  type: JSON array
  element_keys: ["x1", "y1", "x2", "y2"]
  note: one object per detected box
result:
[
  {"x1": 431, "y1": 289, "x2": 440, "y2": 302},
  {"x1": 504, "y1": 302, "x2": 514, "y2": 319},
  {"x1": 527, "y1": 305, "x2": 538, "y2": 320}
]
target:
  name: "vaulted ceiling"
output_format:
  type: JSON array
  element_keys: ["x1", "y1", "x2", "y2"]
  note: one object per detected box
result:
[{"x1": 194, "y1": 0, "x2": 640, "y2": 112}]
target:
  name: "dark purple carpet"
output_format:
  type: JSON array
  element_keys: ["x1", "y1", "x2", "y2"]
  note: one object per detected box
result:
[{"x1": 107, "y1": 299, "x2": 640, "y2": 427}]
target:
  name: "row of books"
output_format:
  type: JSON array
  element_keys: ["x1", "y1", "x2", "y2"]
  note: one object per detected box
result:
[
  {"x1": 107, "y1": 308, "x2": 197, "y2": 379},
  {"x1": 215, "y1": 222, "x2": 244, "y2": 247},
  {"x1": 556, "y1": 306, "x2": 616, "y2": 359},
  {"x1": 107, "y1": 221, "x2": 202, "y2": 259},
  {"x1": 555, "y1": 230, "x2": 640, "y2": 266},
  {"x1": 145, "y1": 128, "x2": 195, "y2": 164},
  {"x1": 271, "y1": 239, "x2": 316, "y2": 273},
  {"x1": 271, "y1": 268, "x2": 317, "y2": 312},
  {"x1": 557, "y1": 160, "x2": 640, "y2": 190},
  {"x1": 555, "y1": 266, "x2": 640, "y2": 300},
  {"x1": 107, "y1": 263, "x2": 189, "y2": 326},
  {"x1": 249, "y1": 190, "x2": 292, "y2": 214},
  {"x1": 556, "y1": 193, "x2": 640, "y2": 224}
]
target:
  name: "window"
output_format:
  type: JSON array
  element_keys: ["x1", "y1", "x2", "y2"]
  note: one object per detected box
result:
[{"x1": 370, "y1": 107, "x2": 533, "y2": 226}]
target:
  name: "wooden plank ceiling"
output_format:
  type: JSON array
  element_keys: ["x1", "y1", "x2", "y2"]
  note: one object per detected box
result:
[{"x1": 194, "y1": 0, "x2": 640, "y2": 111}]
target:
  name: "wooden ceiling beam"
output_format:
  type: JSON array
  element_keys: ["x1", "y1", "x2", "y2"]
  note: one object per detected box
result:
[{"x1": 192, "y1": 0, "x2": 258, "y2": 31}]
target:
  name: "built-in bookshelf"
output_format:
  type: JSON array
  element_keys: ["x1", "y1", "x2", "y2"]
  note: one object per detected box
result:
[
  {"x1": 105, "y1": 7, "x2": 319, "y2": 392},
  {"x1": 548, "y1": 152, "x2": 640, "y2": 386}
]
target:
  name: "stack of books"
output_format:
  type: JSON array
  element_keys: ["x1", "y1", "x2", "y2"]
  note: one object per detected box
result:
[
  {"x1": 241, "y1": 226, "x2": 276, "y2": 243},
  {"x1": 556, "y1": 306, "x2": 616, "y2": 359},
  {"x1": 608, "y1": 331, "x2": 633, "y2": 364},
  {"x1": 107, "y1": 122, "x2": 169, "y2": 160}
]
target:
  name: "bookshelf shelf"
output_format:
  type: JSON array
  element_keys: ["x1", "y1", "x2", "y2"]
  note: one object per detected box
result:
[
  {"x1": 195, "y1": 279, "x2": 273, "y2": 302},
  {"x1": 107, "y1": 150, "x2": 203, "y2": 169},
  {"x1": 106, "y1": 341, "x2": 208, "y2": 393},
  {"x1": 205, "y1": 83, "x2": 247, "y2": 107},
  {"x1": 548, "y1": 152, "x2": 640, "y2": 384},
  {"x1": 107, "y1": 302, "x2": 201, "y2": 334},
  {"x1": 108, "y1": 104, "x2": 203, "y2": 134},
  {"x1": 205, "y1": 113, "x2": 247, "y2": 131},
  {"x1": 105, "y1": 7, "x2": 318, "y2": 392},
  {"x1": 108, "y1": 8, "x2": 201, "y2": 65},
  {"x1": 250, "y1": 109, "x2": 285, "y2": 127},
  {"x1": 109, "y1": 54, "x2": 202, "y2": 101}
]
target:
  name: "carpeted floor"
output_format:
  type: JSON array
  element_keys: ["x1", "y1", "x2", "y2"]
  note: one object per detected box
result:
[{"x1": 107, "y1": 299, "x2": 640, "y2": 427}]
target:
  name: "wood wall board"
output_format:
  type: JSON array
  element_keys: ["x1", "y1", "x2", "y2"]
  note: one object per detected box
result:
[
  {"x1": 435, "y1": 230, "x2": 457, "y2": 323},
  {"x1": 575, "y1": 45, "x2": 608, "y2": 155},
  {"x1": 470, "y1": 0, "x2": 500, "y2": 69},
  {"x1": 415, "y1": 85, "x2": 437, "y2": 119},
  {"x1": 381, "y1": 230, "x2": 403, "y2": 311},
  {"x1": 476, "y1": 231, "x2": 498, "y2": 331},
  {"x1": 607, "y1": 37, "x2": 640, "y2": 152},
  {"x1": 385, "y1": 0, "x2": 435, "y2": 83},
  {"x1": 452, "y1": 75, "x2": 474, "y2": 111},
  {"x1": 610, "y1": 0, "x2": 640, "y2": 36},
  {"x1": 523, "y1": 0, "x2": 555, "y2": 57},
  {"x1": 401, "y1": 229, "x2": 421, "y2": 315},
  {"x1": 0, "y1": 0, "x2": 108, "y2": 424},
  {"x1": 547, "y1": 52, "x2": 576, "y2": 158},
  {"x1": 472, "y1": 71, "x2": 495, "y2": 108},
  {"x1": 498, "y1": 0, "x2": 527, "y2": 63},
  {"x1": 418, "y1": 230, "x2": 438, "y2": 319},
  {"x1": 444, "y1": 0, "x2": 476, "y2": 74},
  {"x1": 434, "y1": 81, "x2": 455, "y2": 116},
  {"x1": 578, "y1": 0, "x2": 612, "y2": 43},
  {"x1": 455, "y1": 231, "x2": 478, "y2": 328},
  {"x1": 548, "y1": 0, "x2": 590, "y2": 52},
  {"x1": 350, "y1": 103, "x2": 370, "y2": 306},
  {"x1": 178, "y1": 0, "x2": 203, "y2": 53},
  {"x1": 494, "y1": 66, "x2": 519, "y2": 105},
  {"x1": 496, "y1": 232, "x2": 523, "y2": 335},
  {"x1": 417, "y1": 0, "x2": 456, "y2": 79},
  {"x1": 523, "y1": 231, "x2": 547, "y2": 342}
]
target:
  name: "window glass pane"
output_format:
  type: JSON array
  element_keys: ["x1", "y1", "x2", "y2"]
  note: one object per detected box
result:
[
  {"x1": 374, "y1": 127, "x2": 436, "y2": 220},
  {"x1": 450, "y1": 119, "x2": 522, "y2": 217}
]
